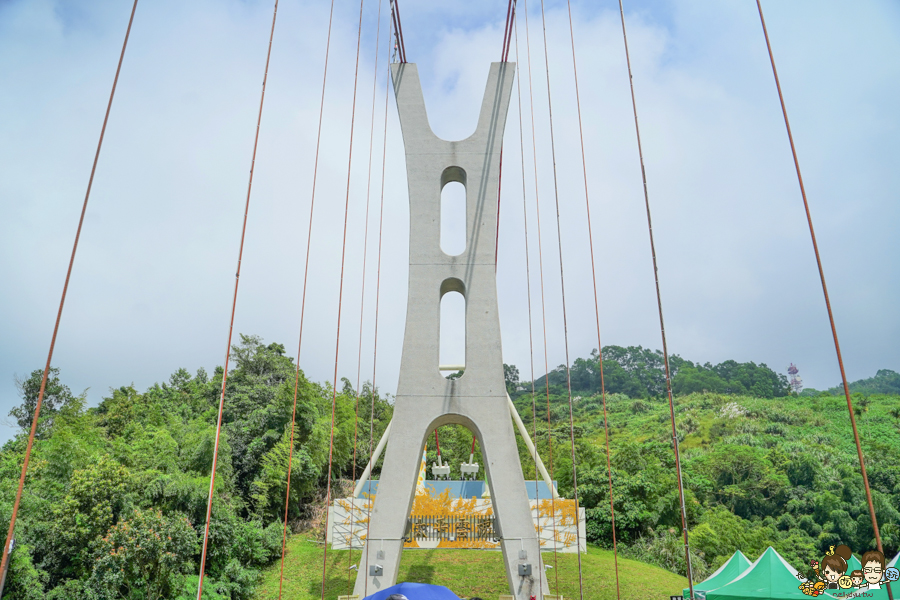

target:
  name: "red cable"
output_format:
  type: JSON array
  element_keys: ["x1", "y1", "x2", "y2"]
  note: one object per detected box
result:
[
  {"x1": 754, "y1": 3, "x2": 891, "y2": 599},
  {"x1": 277, "y1": 0, "x2": 338, "y2": 596},
  {"x1": 513, "y1": 14, "x2": 543, "y2": 593},
  {"x1": 390, "y1": 4, "x2": 402, "y2": 63},
  {"x1": 320, "y1": 0, "x2": 369, "y2": 596},
  {"x1": 521, "y1": 0, "x2": 560, "y2": 589},
  {"x1": 196, "y1": 2, "x2": 280, "y2": 597},
  {"x1": 616, "y1": 2, "x2": 694, "y2": 598},
  {"x1": 391, "y1": 0, "x2": 407, "y2": 63},
  {"x1": 563, "y1": 0, "x2": 621, "y2": 596},
  {"x1": 363, "y1": 33, "x2": 394, "y2": 595},
  {"x1": 502, "y1": 0, "x2": 519, "y2": 62},
  {"x1": 434, "y1": 429, "x2": 441, "y2": 456},
  {"x1": 501, "y1": 0, "x2": 515, "y2": 61},
  {"x1": 0, "y1": 1, "x2": 140, "y2": 590},
  {"x1": 536, "y1": 0, "x2": 585, "y2": 594},
  {"x1": 347, "y1": 0, "x2": 387, "y2": 590}
]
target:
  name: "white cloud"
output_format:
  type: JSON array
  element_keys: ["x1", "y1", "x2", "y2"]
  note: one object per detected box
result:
[{"x1": 1, "y1": 0, "x2": 897, "y2": 442}]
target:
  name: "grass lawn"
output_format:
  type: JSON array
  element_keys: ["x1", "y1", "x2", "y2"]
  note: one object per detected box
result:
[{"x1": 253, "y1": 536, "x2": 688, "y2": 600}]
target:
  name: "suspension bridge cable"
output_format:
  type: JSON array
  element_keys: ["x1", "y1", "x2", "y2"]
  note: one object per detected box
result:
[
  {"x1": 512, "y1": 14, "x2": 543, "y2": 594},
  {"x1": 562, "y1": 0, "x2": 621, "y2": 596},
  {"x1": 615, "y1": 2, "x2": 695, "y2": 598},
  {"x1": 347, "y1": 0, "x2": 388, "y2": 590},
  {"x1": 501, "y1": 0, "x2": 514, "y2": 61},
  {"x1": 754, "y1": 4, "x2": 892, "y2": 599},
  {"x1": 196, "y1": 2, "x2": 280, "y2": 598},
  {"x1": 520, "y1": 0, "x2": 560, "y2": 590},
  {"x1": 495, "y1": 1, "x2": 519, "y2": 269},
  {"x1": 389, "y1": 0, "x2": 407, "y2": 63},
  {"x1": 535, "y1": 0, "x2": 585, "y2": 595},
  {"x1": 363, "y1": 38, "x2": 394, "y2": 596},
  {"x1": 0, "y1": 1, "x2": 140, "y2": 591},
  {"x1": 321, "y1": 0, "x2": 369, "y2": 595},
  {"x1": 501, "y1": 0, "x2": 518, "y2": 62},
  {"x1": 277, "y1": 0, "x2": 338, "y2": 596}
]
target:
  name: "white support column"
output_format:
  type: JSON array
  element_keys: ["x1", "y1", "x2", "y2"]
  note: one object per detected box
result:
[
  {"x1": 352, "y1": 420, "x2": 393, "y2": 499},
  {"x1": 507, "y1": 394, "x2": 559, "y2": 499}
]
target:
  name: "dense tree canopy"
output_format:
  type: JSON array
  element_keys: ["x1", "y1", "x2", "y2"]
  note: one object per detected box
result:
[
  {"x1": 512, "y1": 354, "x2": 899, "y2": 578},
  {"x1": 1, "y1": 340, "x2": 896, "y2": 596},
  {"x1": 1, "y1": 335, "x2": 391, "y2": 599},
  {"x1": 530, "y1": 346, "x2": 791, "y2": 400}
]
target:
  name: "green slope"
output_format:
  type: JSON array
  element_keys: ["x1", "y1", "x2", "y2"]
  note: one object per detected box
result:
[{"x1": 253, "y1": 536, "x2": 687, "y2": 600}]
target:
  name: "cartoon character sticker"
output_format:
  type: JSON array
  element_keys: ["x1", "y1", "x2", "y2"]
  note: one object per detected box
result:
[
  {"x1": 797, "y1": 544, "x2": 895, "y2": 597},
  {"x1": 798, "y1": 580, "x2": 826, "y2": 596},
  {"x1": 821, "y1": 545, "x2": 853, "y2": 590},
  {"x1": 861, "y1": 549, "x2": 885, "y2": 590}
]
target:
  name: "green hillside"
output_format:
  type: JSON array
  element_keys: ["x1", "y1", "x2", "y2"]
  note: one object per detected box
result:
[
  {"x1": 807, "y1": 368, "x2": 900, "y2": 396},
  {"x1": 1, "y1": 335, "x2": 897, "y2": 598},
  {"x1": 253, "y1": 536, "x2": 688, "y2": 600},
  {"x1": 506, "y1": 385, "x2": 900, "y2": 578}
]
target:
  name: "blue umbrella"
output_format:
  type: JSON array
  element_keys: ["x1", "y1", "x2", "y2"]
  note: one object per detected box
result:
[{"x1": 363, "y1": 582, "x2": 461, "y2": 600}]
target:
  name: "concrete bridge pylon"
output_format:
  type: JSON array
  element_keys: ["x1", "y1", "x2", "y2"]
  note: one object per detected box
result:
[{"x1": 353, "y1": 62, "x2": 549, "y2": 600}]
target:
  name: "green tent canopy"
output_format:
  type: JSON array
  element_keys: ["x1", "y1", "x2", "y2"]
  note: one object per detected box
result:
[
  {"x1": 683, "y1": 550, "x2": 752, "y2": 599},
  {"x1": 703, "y1": 546, "x2": 810, "y2": 600}
]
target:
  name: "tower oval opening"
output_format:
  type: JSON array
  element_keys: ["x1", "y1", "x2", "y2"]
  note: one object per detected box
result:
[
  {"x1": 439, "y1": 278, "x2": 466, "y2": 379},
  {"x1": 440, "y1": 168, "x2": 467, "y2": 256}
]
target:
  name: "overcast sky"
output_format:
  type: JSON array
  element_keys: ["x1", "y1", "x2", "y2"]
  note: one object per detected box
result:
[{"x1": 1, "y1": 0, "x2": 898, "y2": 444}]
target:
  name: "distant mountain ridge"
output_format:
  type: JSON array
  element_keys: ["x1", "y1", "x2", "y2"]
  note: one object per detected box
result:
[
  {"x1": 515, "y1": 345, "x2": 898, "y2": 400},
  {"x1": 810, "y1": 368, "x2": 900, "y2": 396},
  {"x1": 520, "y1": 345, "x2": 791, "y2": 399}
]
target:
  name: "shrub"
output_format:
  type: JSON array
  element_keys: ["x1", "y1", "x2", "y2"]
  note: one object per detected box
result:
[
  {"x1": 3, "y1": 544, "x2": 47, "y2": 600},
  {"x1": 718, "y1": 402, "x2": 748, "y2": 419},
  {"x1": 88, "y1": 508, "x2": 197, "y2": 600},
  {"x1": 764, "y1": 423, "x2": 787, "y2": 436},
  {"x1": 620, "y1": 527, "x2": 710, "y2": 580},
  {"x1": 630, "y1": 400, "x2": 650, "y2": 414}
]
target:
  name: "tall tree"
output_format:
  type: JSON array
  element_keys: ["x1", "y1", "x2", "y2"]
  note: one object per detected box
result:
[{"x1": 10, "y1": 367, "x2": 77, "y2": 433}]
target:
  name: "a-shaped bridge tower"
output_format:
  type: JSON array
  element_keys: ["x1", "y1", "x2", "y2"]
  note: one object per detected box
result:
[{"x1": 353, "y1": 62, "x2": 549, "y2": 600}]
